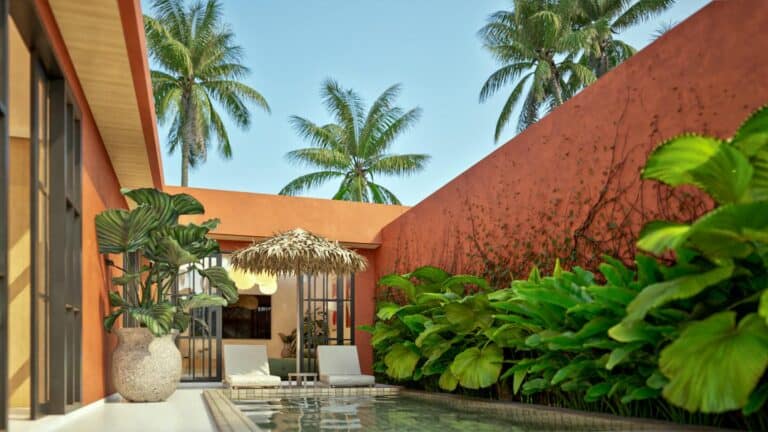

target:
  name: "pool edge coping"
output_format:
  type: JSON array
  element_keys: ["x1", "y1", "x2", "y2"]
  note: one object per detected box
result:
[{"x1": 400, "y1": 389, "x2": 729, "y2": 431}]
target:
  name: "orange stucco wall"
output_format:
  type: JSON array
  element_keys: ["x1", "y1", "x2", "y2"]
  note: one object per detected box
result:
[
  {"x1": 168, "y1": 186, "x2": 409, "y2": 247},
  {"x1": 374, "y1": 0, "x2": 768, "y2": 285}
]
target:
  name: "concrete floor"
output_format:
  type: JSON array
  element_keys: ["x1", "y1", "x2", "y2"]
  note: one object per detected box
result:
[{"x1": 8, "y1": 388, "x2": 217, "y2": 432}]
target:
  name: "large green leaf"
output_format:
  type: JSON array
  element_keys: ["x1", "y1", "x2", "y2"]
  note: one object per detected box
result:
[
  {"x1": 610, "y1": 262, "x2": 733, "y2": 332},
  {"x1": 180, "y1": 293, "x2": 228, "y2": 312},
  {"x1": 170, "y1": 193, "x2": 205, "y2": 215},
  {"x1": 384, "y1": 343, "x2": 420, "y2": 380},
  {"x1": 415, "y1": 323, "x2": 450, "y2": 347},
  {"x1": 441, "y1": 275, "x2": 490, "y2": 294},
  {"x1": 760, "y1": 290, "x2": 768, "y2": 325},
  {"x1": 732, "y1": 106, "x2": 768, "y2": 200},
  {"x1": 406, "y1": 266, "x2": 451, "y2": 284},
  {"x1": 685, "y1": 202, "x2": 768, "y2": 259},
  {"x1": 660, "y1": 312, "x2": 768, "y2": 413},
  {"x1": 127, "y1": 303, "x2": 177, "y2": 336},
  {"x1": 103, "y1": 309, "x2": 124, "y2": 332},
  {"x1": 438, "y1": 369, "x2": 459, "y2": 391},
  {"x1": 95, "y1": 206, "x2": 157, "y2": 253},
  {"x1": 608, "y1": 320, "x2": 675, "y2": 344},
  {"x1": 449, "y1": 344, "x2": 503, "y2": 389},
  {"x1": 123, "y1": 188, "x2": 177, "y2": 225},
  {"x1": 642, "y1": 134, "x2": 752, "y2": 204},
  {"x1": 378, "y1": 274, "x2": 417, "y2": 302},
  {"x1": 108, "y1": 291, "x2": 126, "y2": 307},
  {"x1": 606, "y1": 342, "x2": 644, "y2": 370},
  {"x1": 731, "y1": 105, "x2": 768, "y2": 156},
  {"x1": 198, "y1": 266, "x2": 238, "y2": 303},
  {"x1": 637, "y1": 221, "x2": 691, "y2": 255},
  {"x1": 444, "y1": 297, "x2": 494, "y2": 332},
  {"x1": 370, "y1": 322, "x2": 403, "y2": 347},
  {"x1": 153, "y1": 237, "x2": 197, "y2": 267}
]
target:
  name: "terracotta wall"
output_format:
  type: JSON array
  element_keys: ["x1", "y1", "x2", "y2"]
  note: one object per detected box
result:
[
  {"x1": 36, "y1": 0, "x2": 128, "y2": 404},
  {"x1": 169, "y1": 186, "x2": 409, "y2": 247},
  {"x1": 375, "y1": 0, "x2": 768, "y2": 285}
]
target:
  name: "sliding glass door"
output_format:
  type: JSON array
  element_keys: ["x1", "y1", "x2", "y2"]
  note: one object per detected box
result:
[
  {"x1": 30, "y1": 59, "x2": 49, "y2": 419},
  {"x1": 47, "y1": 81, "x2": 82, "y2": 414}
]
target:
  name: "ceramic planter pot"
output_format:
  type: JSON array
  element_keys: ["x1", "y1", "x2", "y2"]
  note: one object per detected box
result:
[{"x1": 112, "y1": 328, "x2": 181, "y2": 402}]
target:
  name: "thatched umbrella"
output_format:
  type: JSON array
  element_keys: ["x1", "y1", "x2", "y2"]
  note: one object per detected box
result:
[{"x1": 230, "y1": 228, "x2": 367, "y2": 375}]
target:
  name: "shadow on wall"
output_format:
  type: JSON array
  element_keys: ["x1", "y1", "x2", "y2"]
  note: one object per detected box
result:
[{"x1": 374, "y1": 0, "x2": 766, "y2": 287}]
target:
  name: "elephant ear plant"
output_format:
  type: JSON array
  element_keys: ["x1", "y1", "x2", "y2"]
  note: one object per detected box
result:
[{"x1": 95, "y1": 188, "x2": 238, "y2": 336}]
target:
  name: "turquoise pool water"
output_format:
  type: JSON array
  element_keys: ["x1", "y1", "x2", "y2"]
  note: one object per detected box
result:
[{"x1": 236, "y1": 395, "x2": 526, "y2": 431}]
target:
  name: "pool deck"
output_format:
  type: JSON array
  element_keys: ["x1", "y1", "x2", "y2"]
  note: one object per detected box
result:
[
  {"x1": 9, "y1": 386, "x2": 218, "y2": 432},
  {"x1": 7, "y1": 383, "x2": 401, "y2": 432}
]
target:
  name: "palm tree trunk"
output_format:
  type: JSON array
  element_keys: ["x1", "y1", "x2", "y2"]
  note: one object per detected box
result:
[
  {"x1": 548, "y1": 60, "x2": 564, "y2": 106},
  {"x1": 596, "y1": 49, "x2": 609, "y2": 78},
  {"x1": 180, "y1": 90, "x2": 196, "y2": 187},
  {"x1": 181, "y1": 138, "x2": 190, "y2": 186}
]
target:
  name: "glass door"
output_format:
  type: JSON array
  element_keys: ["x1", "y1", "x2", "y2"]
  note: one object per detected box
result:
[
  {"x1": 174, "y1": 255, "x2": 223, "y2": 382},
  {"x1": 30, "y1": 59, "x2": 49, "y2": 419},
  {"x1": 47, "y1": 81, "x2": 81, "y2": 414}
]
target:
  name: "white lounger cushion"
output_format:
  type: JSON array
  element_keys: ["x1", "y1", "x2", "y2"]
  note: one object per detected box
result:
[
  {"x1": 227, "y1": 373, "x2": 281, "y2": 388},
  {"x1": 223, "y1": 344, "x2": 281, "y2": 388},
  {"x1": 319, "y1": 374, "x2": 375, "y2": 387},
  {"x1": 317, "y1": 345, "x2": 375, "y2": 387}
]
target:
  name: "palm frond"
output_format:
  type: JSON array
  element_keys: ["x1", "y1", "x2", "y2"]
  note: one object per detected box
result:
[
  {"x1": 367, "y1": 182, "x2": 402, "y2": 205},
  {"x1": 285, "y1": 148, "x2": 350, "y2": 170},
  {"x1": 367, "y1": 107, "x2": 423, "y2": 156},
  {"x1": 613, "y1": 0, "x2": 676, "y2": 32},
  {"x1": 278, "y1": 171, "x2": 345, "y2": 196},
  {"x1": 368, "y1": 154, "x2": 430, "y2": 177},
  {"x1": 321, "y1": 78, "x2": 363, "y2": 147},
  {"x1": 493, "y1": 73, "x2": 532, "y2": 142},
  {"x1": 479, "y1": 62, "x2": 533, "y2": 102},
  {"x1": 288, "y1": 116, "x2": 344, "y2": 150}
]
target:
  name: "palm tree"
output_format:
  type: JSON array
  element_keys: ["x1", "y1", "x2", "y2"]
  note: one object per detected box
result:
[
  {"x1": 572, "y1": 0, "x2": 675, "y2": 78},
  {"x1": 479, "y1": 0, "x2": 595, "y2": 141},
  {"x1": 145, "y1": 0, "x2": 270, "y2": 186},
  {"x1": 279, "y1": 80, "x2": 429, "y2": 205}
]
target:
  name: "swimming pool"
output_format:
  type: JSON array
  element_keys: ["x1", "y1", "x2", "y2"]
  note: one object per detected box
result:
[{"x1": 235, "y1": 394, "x2": 526, "y2": 431}]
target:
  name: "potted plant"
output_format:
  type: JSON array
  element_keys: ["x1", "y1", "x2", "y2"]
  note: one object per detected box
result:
[{"x1": 95, "y1": 188, "x2": 238, "y2": 402}]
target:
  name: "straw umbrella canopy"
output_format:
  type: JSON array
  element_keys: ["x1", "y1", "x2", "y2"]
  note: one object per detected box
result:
[{"x1": 230, "y1": 228, "x2": 367, "y2": 374}]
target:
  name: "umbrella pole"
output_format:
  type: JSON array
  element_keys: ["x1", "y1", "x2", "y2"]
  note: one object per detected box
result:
[{"x1": 296, "y1": 273, "x2": 303, "y2": 378}]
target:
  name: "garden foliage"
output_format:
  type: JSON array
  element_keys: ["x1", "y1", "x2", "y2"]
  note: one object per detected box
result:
[
  {"x1": 366, "y1": 105, "x2": 768, "y2": 416},
  {"x1": 96, "y1": 188, "x2": 238, "y2": 336}
]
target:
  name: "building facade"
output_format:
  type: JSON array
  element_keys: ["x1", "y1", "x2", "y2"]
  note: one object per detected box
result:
[{"x1": 2, "y1": 0, "x2": 768, "y2": 430}]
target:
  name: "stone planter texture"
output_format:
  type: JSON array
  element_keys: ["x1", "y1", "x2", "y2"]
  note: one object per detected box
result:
[{"x1": 112, "y1": 327, "x2": 181, "y2": 402}]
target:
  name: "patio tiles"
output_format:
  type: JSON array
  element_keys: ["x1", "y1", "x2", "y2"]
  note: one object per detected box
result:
[{"x1": 9, "y1": 388, "x2": 217, "y2": 432}]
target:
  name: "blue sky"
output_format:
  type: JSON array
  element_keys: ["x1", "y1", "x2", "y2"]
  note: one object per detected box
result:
[{"x1": 146, "y1": 0, "x2": 711, "y2": 205}]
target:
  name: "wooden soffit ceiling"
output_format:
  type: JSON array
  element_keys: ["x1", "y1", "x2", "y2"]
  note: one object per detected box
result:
[{"x1": 48, "y1": 0, "x2": 157, "y2": 190}]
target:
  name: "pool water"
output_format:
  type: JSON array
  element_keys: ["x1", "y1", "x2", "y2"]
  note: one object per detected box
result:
[{"x1": 236, "y1": 395, "x2": 527, "y2": 431}]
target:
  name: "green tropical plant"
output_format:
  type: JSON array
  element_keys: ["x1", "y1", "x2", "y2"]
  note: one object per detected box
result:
[
  {"x1": 279, "y1": 79, "x2": 429, "y2": 204},
  {"x1": 610, "y1": 105, "x2": 768, "y2": 414},
  {"x1": 144, "y1": 0, "x2": 270, "y2": 186},
  {"x1": 96, "y1": 188, "x2": 238, "y2": 336},
  {"x1": 479, "y1": 0, "x2": 595, "y2": 140},
  {"x1": 368, "y1": 106, "x2": 768, "y2": 425},
  {"x1": 571, "y1": 0, "x2": 674, "y2": 77}
]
